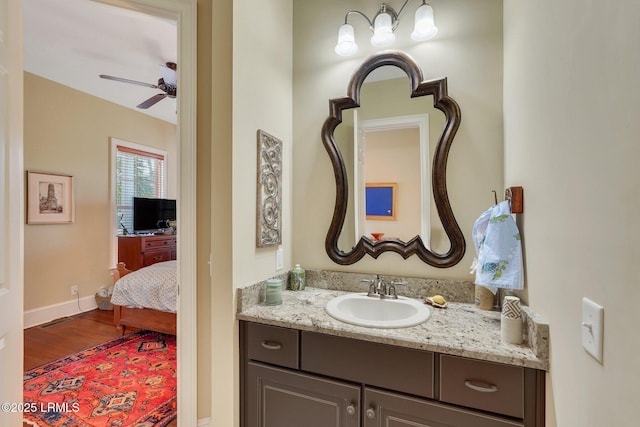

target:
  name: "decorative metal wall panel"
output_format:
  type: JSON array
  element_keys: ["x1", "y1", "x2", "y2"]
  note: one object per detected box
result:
[{"x1": 256, "y1": 130, "x2": 282, "y2": 247}]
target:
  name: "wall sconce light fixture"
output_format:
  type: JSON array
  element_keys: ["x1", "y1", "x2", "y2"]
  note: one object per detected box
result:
[{"x1": 335, "y1": 0, "x2": 438, "y2": 57}]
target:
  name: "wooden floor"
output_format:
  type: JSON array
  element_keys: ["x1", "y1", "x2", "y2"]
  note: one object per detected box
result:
[{"x1": 24, "y1": 309, "x2": 177, "y2": 427}]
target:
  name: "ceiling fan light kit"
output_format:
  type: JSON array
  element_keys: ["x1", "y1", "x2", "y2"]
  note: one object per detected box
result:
[{"x1": 99, "y1": 61, "x2": 177, "y2": 109}]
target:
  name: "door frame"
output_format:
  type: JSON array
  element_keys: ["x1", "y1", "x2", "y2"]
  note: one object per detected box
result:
[{"x1": 1, "y1": 0, "x2": 25, "y2": 424}]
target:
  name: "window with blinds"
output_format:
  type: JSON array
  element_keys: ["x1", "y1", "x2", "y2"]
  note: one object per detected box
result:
[{"x1": 116, "y1": 144, "x2": 166, "y2": 233}]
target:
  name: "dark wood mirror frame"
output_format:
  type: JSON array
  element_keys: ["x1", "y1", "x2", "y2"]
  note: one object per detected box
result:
[{"x1": 321, "y1": 51, "x2": 465, "y2": 267}]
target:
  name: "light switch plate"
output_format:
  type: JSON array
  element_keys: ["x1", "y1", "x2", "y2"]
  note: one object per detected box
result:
[
  {"x1": 582, "y1": 297, "x2": 604, "y2": 363},
  {"x1": 276, "y1": 247, "x2": 283, "y2": 271}
]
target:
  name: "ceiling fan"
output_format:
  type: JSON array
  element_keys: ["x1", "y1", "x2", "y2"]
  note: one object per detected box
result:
[{"x1": 99, "y1": 62, "x2": 177, "y2": 109}]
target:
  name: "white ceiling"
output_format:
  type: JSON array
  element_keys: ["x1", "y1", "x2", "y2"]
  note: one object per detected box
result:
[{"x1": 23, "y1": 0, "x2": 178, "y2": 124}]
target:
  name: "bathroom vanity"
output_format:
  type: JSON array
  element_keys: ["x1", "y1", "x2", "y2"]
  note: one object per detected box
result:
[
  {"x1": 238, "y1": 283, "x2": 548, "y2": 427},
  {"x1": 237, "y1": 50, "x2": 543, "y2": 427}
]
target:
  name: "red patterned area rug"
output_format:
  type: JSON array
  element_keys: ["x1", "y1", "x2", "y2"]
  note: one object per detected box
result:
[{"x1": 23, "y1": 330, "x2": 176, "y2": 427}]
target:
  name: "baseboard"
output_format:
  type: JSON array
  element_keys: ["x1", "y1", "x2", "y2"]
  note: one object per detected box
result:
[
  {"x1": 24, "y1": 295, "x2": 98, "y2": 329},
  {"x1": 197, "y1": 418, "x2": 211, "y2": 426}
]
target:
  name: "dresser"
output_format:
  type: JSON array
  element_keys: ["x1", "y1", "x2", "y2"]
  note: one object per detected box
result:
[{"x1": 117, "y1": 234, "x2": 176, "y2": 271}]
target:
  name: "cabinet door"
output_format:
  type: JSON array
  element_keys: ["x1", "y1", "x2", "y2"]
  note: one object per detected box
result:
[
  {"x1": 364, "y1": 388, "x2": 523, "y2": 427},
  {"x1": 246, "y1": 362, "x2": 360, "y2": 427}
]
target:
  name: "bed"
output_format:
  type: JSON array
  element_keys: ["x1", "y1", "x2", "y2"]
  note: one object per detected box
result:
[{"x1": 111, "y1": 261, "x2": 177, "y2": 335}]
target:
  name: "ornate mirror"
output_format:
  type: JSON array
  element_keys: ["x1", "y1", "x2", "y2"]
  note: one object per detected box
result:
[{"x1": 322, "y1": 51, "x2": 465, "y2": 267}]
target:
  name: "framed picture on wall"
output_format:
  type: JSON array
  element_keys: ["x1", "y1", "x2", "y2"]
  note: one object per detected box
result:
[
  {"x1": 365, "y1": 182, "x2": 397, "y2": 220},
  {"x1": 26, "y1": 171, "x2": 75, "y2": 224}
]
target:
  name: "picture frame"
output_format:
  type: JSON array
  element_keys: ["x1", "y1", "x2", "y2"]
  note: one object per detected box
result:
[
  {"x1": 365, "y1": 182, "x2": 397, "y2": 220},
  {"x1": 27, "y1": 171, "x2": 75, "y2": 224},
  {"x1": 256, "y1": 130, "x2": 282, "y2": 247}
]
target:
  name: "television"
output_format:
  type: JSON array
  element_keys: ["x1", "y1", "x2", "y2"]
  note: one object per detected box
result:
[{"x1": 133, "y1": 197, "x2": 177, "y2": 233}]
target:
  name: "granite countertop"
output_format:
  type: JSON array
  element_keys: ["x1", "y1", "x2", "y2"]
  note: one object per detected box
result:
[{"x1": 237, "y1": 286, "x2": 549, "y2": 371}]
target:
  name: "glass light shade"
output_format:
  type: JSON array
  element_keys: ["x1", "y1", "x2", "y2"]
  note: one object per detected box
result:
[
  {"x1": 335, "y1": 24, "x2": 358, "y2": 56},
  {"x1": 370, "y1": 12, "x2": 395, "y2": 47},
  {"x1": 411, "y1": 4, "x2": 438, "y2": 41}
]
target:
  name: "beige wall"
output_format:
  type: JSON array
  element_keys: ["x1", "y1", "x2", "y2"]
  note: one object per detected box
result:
[
  {"x1": 208, "y1": 0, "x2": 293, "y2": 424},
  {"x1": 293, "y1": 0, "x2": 504, "y2": 279},
  {"x1": 197, "y1": 0, "x2": 214, "y2": 418},
  {"x1": 208, "y1": 0, "x2": 233, "y2": 422},
  {"x1": 23, "y1": 72, "x2": 177, "y2": 311},
  {"x1": 232, "y1": 0, "x2": 294, "y2": 286},
  {"x1": 504, "y1": 0, "x2": 640, "y2": 425}
]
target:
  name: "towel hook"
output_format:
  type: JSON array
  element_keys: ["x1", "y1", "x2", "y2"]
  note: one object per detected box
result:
[
  {"x1": 491, "y1": 190, "x2": 498, "y2": 205},
  {"x1": 505, "y1": 186, "x2": 524, "y2": 214}
]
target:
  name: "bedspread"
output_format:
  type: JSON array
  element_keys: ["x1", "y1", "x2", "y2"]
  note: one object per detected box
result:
[{"x1": 111, "y1": 260, "x2": 177, "y2": 313}]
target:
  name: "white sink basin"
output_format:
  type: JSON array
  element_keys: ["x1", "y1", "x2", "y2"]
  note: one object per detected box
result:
[{"x1": 325, "y1": 293, "x2": 430, "y2": 328}]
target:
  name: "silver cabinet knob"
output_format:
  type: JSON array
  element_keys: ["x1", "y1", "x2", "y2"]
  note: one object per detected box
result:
[
  {"x1": 346, "y1": 404, "x2": 356, "y2": 416},
  {"x1": 366, "y1": 408, "x2": 376, "y2": 419}
]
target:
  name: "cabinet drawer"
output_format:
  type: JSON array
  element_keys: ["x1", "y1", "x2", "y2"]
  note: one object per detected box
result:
[
  {"x1": 144, "y1": 237, "x2": 174, "y2": 249},
  {"x1": 440, "y1": 355, "x2": 524, "y2": 418},
  {"x1": 143, "y1": 249, "x2": 172, "y2": 266},
  {"x1": 302, "y1": 331, "x2": 433, "y2": 398},
  {"x1": 246, "y1": 323, "x2": 299, "y2": 369}
]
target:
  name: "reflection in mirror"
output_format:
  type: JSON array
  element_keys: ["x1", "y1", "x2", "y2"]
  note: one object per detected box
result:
[
  {"x1": 360, "y1": 122, "x2": 424, "y2": 242},
  {"x1": 335, "y1": 73, "x2": 451, "y2": 255},
  {"x1": 323, "y1": 51, "x2": 464, "y2": 267}
]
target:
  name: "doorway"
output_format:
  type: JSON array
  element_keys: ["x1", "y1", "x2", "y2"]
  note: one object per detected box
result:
[
  {"x1": 20, "y1": 0, "x2": 197, "y2": 425},
  {"x1": 356, "y1": 114, "x2": 431, "y2": 245}
]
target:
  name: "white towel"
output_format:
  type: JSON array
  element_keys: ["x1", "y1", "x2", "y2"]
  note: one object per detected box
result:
[{"x1": 470, "y1": 200, "x2": 524, "y2": 293}]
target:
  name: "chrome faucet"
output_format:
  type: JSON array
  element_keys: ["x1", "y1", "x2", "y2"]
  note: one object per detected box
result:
[
  {"x1": 362, "y1": 276, "x2": 378, "y2": 297},
  {"x1": 375, "y1": 275, "x2": 387, "y2": 298},
  {"x1": 363, "y1": 275, "x2": 391, "y2": 299}
]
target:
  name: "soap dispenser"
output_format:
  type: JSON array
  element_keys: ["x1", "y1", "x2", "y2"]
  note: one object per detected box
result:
[{"x1": 289, "y1": 264, "x2": 306, "y2": 291}]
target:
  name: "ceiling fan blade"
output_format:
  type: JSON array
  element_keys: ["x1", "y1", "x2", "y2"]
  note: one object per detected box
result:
[
  {"x1": 99, "y1": 74, "x2": 158, "y2": 89},
  {"x1": 160, "y1": 64, "x2": 177, "y2": 86},
  {"x1": 136, "y1": 93, "x2": 167, "y2": 109}
]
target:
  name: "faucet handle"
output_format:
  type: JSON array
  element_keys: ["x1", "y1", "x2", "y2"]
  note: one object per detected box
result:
[
  {"x1": 387, "y1": 281, "x2": 406, "y2": 299},
  {"x1": 361, "y1": 277, "x2": 377, "y2": 297}
]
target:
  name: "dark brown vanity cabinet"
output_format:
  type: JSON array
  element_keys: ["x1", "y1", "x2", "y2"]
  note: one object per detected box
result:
[
  {"x1": 246, "y1": 362, "x2": 360, "y2": 427},
  {"x1": 241, "y1": 321, "x2": 544, "y2": 427}
]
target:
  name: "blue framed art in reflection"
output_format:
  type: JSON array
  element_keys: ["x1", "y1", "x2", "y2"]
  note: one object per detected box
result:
[{"x1": 365, "y1": 182, "x2": 397, "y2": 220}]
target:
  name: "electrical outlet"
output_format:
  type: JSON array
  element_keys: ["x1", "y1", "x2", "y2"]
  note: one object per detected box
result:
[{"x1": 71, "y1": 285, "x2": 79, "y2": 296}]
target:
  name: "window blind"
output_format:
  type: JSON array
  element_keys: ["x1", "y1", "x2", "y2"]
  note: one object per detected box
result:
[{"x1": 116, "y1": 145, "x2": 166, "y2": 233}]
